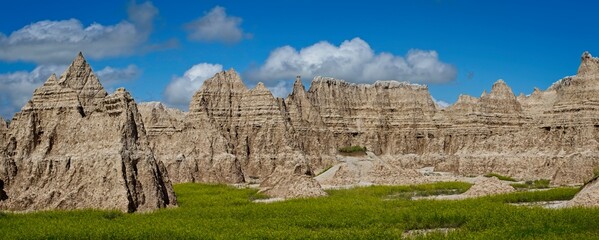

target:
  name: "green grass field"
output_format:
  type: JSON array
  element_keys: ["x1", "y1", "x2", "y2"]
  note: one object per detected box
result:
[{"x1": 0, "y1": 182, "x2": 596, "y2": 239}]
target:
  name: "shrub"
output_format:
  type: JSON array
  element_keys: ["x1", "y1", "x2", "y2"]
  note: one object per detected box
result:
[
  {"x1": 338, "y1": 146, "x2": 367, "y2": 153},
  {"x1": 484, "y1": 173, "x2": 517, "y2": 182}
]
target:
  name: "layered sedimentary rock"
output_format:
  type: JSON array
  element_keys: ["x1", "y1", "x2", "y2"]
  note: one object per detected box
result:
[
  {"x1": 139, "y1": 100, "x2": 243, "y2": 184},
  {"x1": 138, "y1": 102, "x2": 186, "y2": 136},
  {"x1": 0, "y1": 53, "x2": 176, "y2": 212},
  {"x1": 258, "y1": 151, "x2": 326, "y2": 198},
  {"x1": 141, "y1": 71, "x2": 306, "y2": 184},
  {"x1": 188, "y1": 71, "x2": 308, "y2": 182},
  {"x1": 141, "y1": 52, "x2": 599, "y2": 187}
]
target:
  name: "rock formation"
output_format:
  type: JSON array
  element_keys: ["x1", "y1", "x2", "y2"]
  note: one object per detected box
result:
[
  {"x1": 0, "y1": 53, "x2": 176, "y2": 212},
  {"x1": 315, "y1": 152, "x2": 421, "y2": 187},
  {"x1": 258, "y1": 151, "x2": 327, "y2": 198},
  {"x1": 138, "y1": 100, "x2": 243, "y2": 184},
  {"x1": 0, "y1": 117, "x2": 6, "y2": 148},
  {"x1": 568, "y1": 177, "x2": 599, "y2": 207},
  {"x1": 461, "y1": 177, "x2": 515, "y2": 198},
  {"x1": 142, "y1": 70, "x2": 316, "y2": 188},
  {"x1": 140, "y1": 52, "x2": 599, "y2": 189}
]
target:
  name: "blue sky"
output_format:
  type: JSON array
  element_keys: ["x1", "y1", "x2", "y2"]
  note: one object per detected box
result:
[{"x1": 1, "y1": 0, "x2": 598, "y2": 118}]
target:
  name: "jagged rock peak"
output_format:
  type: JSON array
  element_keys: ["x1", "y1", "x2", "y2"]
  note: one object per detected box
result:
[
  {"x1": 216, "y1": 68, "x2": 243, "y2": 83},
  {"x1": 44, "y1": 73, "x2": 58, "y2": 86},
  {"x1": 487, "y1": 79, "x2": 516, "y2": 98},
  {"x1": 578, "y1": 51, "x2": 599, "y2": 76},
  {"x1": 455, "y1": 94, "x2": 478, "y2": 105},
  {"x1": 59, "y1": 52, "x2": 95, "y2": 86},
  {"x1": 252, "y1": 82, "x2": 270, "y2": 93},
  {"x1": 548, "y1": 75, "x2": 575, "y2": 91},
  {"x1": 111, "y1": 87, "x2": 132, "y2": 98},
  {"x1": 291, "y1": 76, "x2": 306, "y2": 95},
  {"x1": 56, "y1": 52, "x2": 108, "y2": 109},
  {"x1": 374, "y1": 80, "x2": 428, "y2": 90},
  {"x1": 0, "y1": 116, "x2": 6, "y2": 129},
  {"x1": 199, "y1": 68, "x2": 247, "y2": 92},
  {"x1": 311, "y1": 76, "x2": 427, "y2": 90}
]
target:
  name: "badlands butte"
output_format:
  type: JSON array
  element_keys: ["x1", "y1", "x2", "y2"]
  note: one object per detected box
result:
[{"x1": 1, "y1": 51, "x2": 599, "y2": 212}]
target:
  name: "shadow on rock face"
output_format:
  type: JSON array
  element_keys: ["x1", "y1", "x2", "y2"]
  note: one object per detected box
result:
[{"x1": 0, "y1": 180, "x2": 7, "y2": 201}]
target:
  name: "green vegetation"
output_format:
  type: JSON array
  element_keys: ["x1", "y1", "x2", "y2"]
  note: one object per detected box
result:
[
  {"x1": 484, "y1": 173, "x2": 517, "y2": 182},
  {"x1": 511, "y1": 179, "x2": 551, "y2": 190},
  {"x1": 593, "y1": 167, "x2": 599, "y2": 179},
  {"x1": 0, "y1": 182, "x2": 594, "y2": 239},
  {"x1": 383, "y1": 181, "x2": 471, "y2": 199},
  {"x1": 338, "y1": 145, "x2": 367, "y2": 153},
  {"x1": 586, "y1": 166, "x2": 599, "y2": 184}
]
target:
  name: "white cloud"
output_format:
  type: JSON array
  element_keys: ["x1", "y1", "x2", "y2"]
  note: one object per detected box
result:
[
  {"x1": 164, "y1": 63, "x2": 223, "y2": 109},
  {"x1": 246, "y1": 38, "x2": 457, "y2": 84},
  {"x1": 0, "y1": 65, "x2": 140, "y2": 118},
  {"x1": 0, "y1": 65, "x2": 66, "y2": 118},
  {"x1": 97, "y1": 65, "x2": 141, "y2": 86},
  {"x1": 267, "y1": 81, "x2": 291, "y2": 98},
  {"x1": 185, "y1": 6, "x2": 249, "y2": 44},
  {"x1": 0, "y1": 1, "x2": 159, "y2": 64}
]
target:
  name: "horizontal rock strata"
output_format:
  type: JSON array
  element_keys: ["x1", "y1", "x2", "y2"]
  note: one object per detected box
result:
[
  {"x1": 141, "y1": 52, "x2": 599, "y2": 187},
  {"x1": 0, "y1": 53, "x2": 176, "y2": 212}
]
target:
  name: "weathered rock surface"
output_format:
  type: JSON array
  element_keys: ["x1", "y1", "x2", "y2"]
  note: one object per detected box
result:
[
  {"x1": 145, "y1": 70, "x2": 308, "y2": 185},
  {"x1": 0, "y1": 117, "x2": 6, "y2": 147},
  {"x1": 139, "y1": 100, "x2": 243, "y2": 184},
  {"x1": 258, "y1": 151, "x2": 326, "y2": 198},
  {"x1": 568, "y1": 177, "x2": 599, "y2": 207},
  {"x1": 140, "y1": 52, "x2": 599, "y2": 192},
  {"x1": 315, "y1": 152, "x2": 421, "y2": 187},
  {"x1": 462, "y1": 177, "x2": 515, "y2": 197},
  {"x1": 0, "y1": 53, "x2": 176, "y2": 212}
]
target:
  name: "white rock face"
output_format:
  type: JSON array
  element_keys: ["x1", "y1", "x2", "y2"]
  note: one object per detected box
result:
[{"x1": 0, "y1": 53, "x2": 176, "y2": 212}]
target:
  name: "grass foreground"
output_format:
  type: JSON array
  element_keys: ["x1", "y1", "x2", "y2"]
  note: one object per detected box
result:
[{"x1": 0, "y1": 182, "x2": 596, "y2": 239}]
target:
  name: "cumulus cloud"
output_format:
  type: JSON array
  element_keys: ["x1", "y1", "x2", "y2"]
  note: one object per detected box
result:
[
  {"x1": 246, "y1": 37, "x2": 457, "y2": 84},
  {"x1": 0, "y1": 65, "x2": 140, "y2": 118},
  {"x1": 185, "y1": 6, "x2": 249, "y2": 44},
  {"x1": 164, "y1": 63, "x2": 223, "y2": 108},
  {"x1": 0, "y1": 1, "x2": 159, "y2": 64},
  {"x1": 267, "y1": 81, "x2": 291, "y2": 98},
  {"x1": 0, "y1": 65, "x2": 66, "y2": 118},
  {"x1": 96, "y1": 65, "x2": 141, "y2": 86}
]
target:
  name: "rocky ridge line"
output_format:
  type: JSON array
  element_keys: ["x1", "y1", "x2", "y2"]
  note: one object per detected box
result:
[
  {"x1": 0, "y1": 53, "x2": 177, "y2": 212},
  {"x1": 141, "y1": 52, "x2": 599, "y2": 190}
]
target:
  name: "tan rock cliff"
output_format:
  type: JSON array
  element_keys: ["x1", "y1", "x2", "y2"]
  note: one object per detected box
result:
[
  {"x1": 141, "y1": 52, "x2": 599, "y2": 187},
  {"x1": 0, "y1": 53, "x2": 176, "y2": 212}
]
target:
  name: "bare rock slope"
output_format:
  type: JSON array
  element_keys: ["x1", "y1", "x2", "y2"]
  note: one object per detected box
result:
[
  {"x1": 568, "y1": 177, "x2": 599, "y2": 207},
  {"x1": 0, "y1": 53, "x2": 176, "y2": 212},
  {"x1": 141, "y1": 52, "x2": 599, "y2": 190}
]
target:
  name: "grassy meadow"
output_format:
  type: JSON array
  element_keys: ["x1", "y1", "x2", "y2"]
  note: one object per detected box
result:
[{"x1": 0, "y1": 182, "x2": 597, "y2": 239}]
